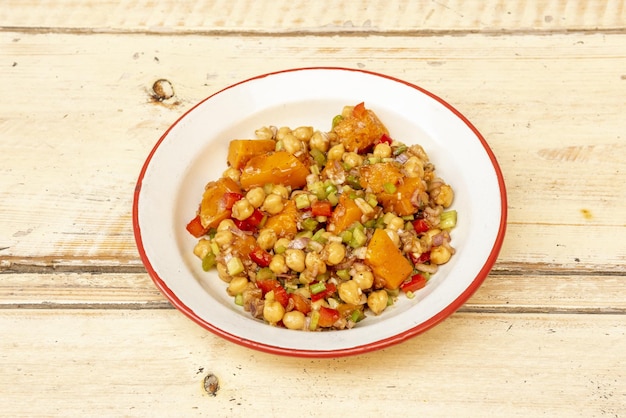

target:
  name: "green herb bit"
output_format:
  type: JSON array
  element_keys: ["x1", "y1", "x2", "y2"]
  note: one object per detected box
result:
[{"x1": 439, "y1": 210, "x2": 457, "y2": 230}]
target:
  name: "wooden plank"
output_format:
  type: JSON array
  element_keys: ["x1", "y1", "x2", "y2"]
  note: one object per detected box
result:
[
  {"x1": 1, "y1": 270, "x2": 625, "y2": 313},
  {"x1": 1, "y1": 309, "x2": 624, "y2": 416},
  {"x1": 2, "y1": 0, "x2": 624, "y2": 33},
  {"x1": 1, "y1": 32, "x2": 625, "y2": 271}
]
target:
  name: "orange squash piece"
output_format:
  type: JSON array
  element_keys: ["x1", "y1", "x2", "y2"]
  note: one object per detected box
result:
[
  {"x1": 328, "y1": 193, "x2": 363, "y2": 233},
  {"x1": 227, "y1": 139, "x2": 276, "y2": 170},
  {"x1": 365, "y1": 229, "x2": 414, "y2": 290},
  {"x1": 332, "y1": 102, "x2": 389, "y2": 153},
  {"x1": 239, "y1": 151, "x2": 309, "y2": 190},
  {"x1": 199, "y1": 177, "x2": 242, "y2": 229},
  {"x1": 377, "y1": 177, "x2": 424, "y2": 216},
  {"x1": 263, "y1": 200, "x2": 298, "y2": 239},
  {"x1": 358, "y1": 162, "x2": 403, "y2": 194}
]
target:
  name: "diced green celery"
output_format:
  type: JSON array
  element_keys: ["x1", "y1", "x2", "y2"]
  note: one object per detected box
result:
[
  {"x1": 365, "y1": 193, "x2": 378, "y2": 208},
  {"x1": 234, "y1": 293, "x2": 244, "y2": 306},
  {"x1": 350, "y1": 227, "x2": 367, "y2": 248},
  {"x1": 346, "y1": 175, "x2": 361, "y2": 190},
  {"x1": 302, "y1": 217, "x2": 319, "y2": 231},
  {"x1": 364, "y1": 219, "x2": 376, "y2": 228},
  {"x1": 295, "y1": 193, "x2": 311, "y2": 209},
  {"x1": 350, "y1": 309, "x2": 363, "y2": 323},
  {"x1": 309, "y1": 310, "x2": 320, "y2": 330},
  {"x1": 310, "y1": 282, "x2": 326, "y2": 295},
  {"x1": 275, "y1": 245, "x2": 286, "y2": 254},
  {"x1": 296, "y1": 230, "x2": 313, "y2": 239},
  {"x1": 202, "y1": 252, "x2": 217, "y2": 271},
  {"x1": 311, "y1": 228, "x2": 327, "y2": 243},
  {"x1": 336, "y1": 269, "x2": 350, "y2": 280},
  {"x1": 340, "y1": 230, "x2": 352, "y2": 244},
  {"x1": 226, "y1": 256, "x2": 244, "y2": 276},
  {"x1": 331, "y1": 115, "x2": 343, "y2": 129},
  {"x1": 256, "y1": 267, "x2": 275, "y2": 282},
  {"x1": 439, "y1": 210, "x2": 457, "y2": 230},
  {"x1": 327, "y1": 192, "x2": 339, "y2": 206},
  {"x1": 393, "y1": 144, "x2": 407, "y2": 156},
  {"x1": 210, "y1": 242, "x2": 220, "y2": 256},
  {"x1": 368, "y1": 156, "x2": 381, "y2": 164},
  {"x1": 307, "y1": 240, "x2": 324, "y2": 253},
  {"x1": 402, "y1": 215, "x2": 414, "y2": 221},
  {"x1": 310, "y1": 148, "x2": 326, "y2": 168},
  {"x1": 325, "y1": 183, "x2": 338, "y2": 195},
  {"x1": 406, "y1": 291, "x2": 415, "y2": 299},
  {"x1": 383, "y1": 182, "x2": 397, "y2": 193},
  {"x1": 310, "y1": 181, "x2": 327, "y2": 200}
]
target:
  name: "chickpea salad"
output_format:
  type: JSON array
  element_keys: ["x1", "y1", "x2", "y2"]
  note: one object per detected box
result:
[{"x1": 186, "y1": 103, "x2": 457, "y2": 331}]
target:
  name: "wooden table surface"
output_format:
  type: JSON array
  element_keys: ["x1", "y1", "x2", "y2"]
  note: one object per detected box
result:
[{"x1": 1, "y1": 1, "x2": 625, "y2": 416}]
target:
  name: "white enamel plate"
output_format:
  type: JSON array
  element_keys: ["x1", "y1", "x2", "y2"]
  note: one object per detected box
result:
[{"x1": 133, "y1": 68, "x2": 507, "y2": 357}]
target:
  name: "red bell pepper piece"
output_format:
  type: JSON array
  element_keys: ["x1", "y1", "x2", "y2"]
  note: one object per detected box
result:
[
  {"x1": 412, "y1": 218, "x2": 430, "y2": 234},
  {"x1": 311, "y1": 201, "x2": 332, "y2": 217},
  {"x1": 256, "y1": 279, "x2": 289, "y2": 308},
  {"x1": 317, "y1": 306, "x2": 341, "y2": 328},
  {"x1": 250, "y1": 247, "x2": 272, "y2": 267},
  {"x1": 379, "y1": 133, "x2": 393, "y2": 145},
  {"x1": 186, "y1": 215, "x2": 208, "y2": 238},
  {"x1": 400, "y1": 274, "x2": 427, "y2": 294},
  {"x1": 223, "y1": 192, "x2": 243, "y2": 210},
  {"x1": 410, "y1": 251, "x2": 431, "y2": 265},
  {"x1": 310, "y1": 282, "x2": 337, "y2": 302}
]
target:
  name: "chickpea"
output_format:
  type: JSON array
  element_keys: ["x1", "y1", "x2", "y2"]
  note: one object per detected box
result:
[
  {"x1": 293, "y1": 126, "x2": 314, "y2": 141},
  {"x1": 338, "y1": 280, "x2": 362, "y2": 305},
  {"x1": 285, "y1": 249, "x2": 306, "y2": 272},
  {"x1": 274, "y1": 237, "x2": 291, "y2": 253},
  {"x1": 232, "y1": 198, "x2": 254, "y2": 220},
  {"x1": 305, "y1": 251, "x2": 327, "y2": 275},
  {"x1": 255, "y1": 126, "x2": 274, "y2": 140},
  {"x1": 246, "y1": 187, "x2": 266, "y2": 208},
  {"x1": 430, "y1": 245, "x2": 452, "y2": 265},
  {"x1": 216, "y1": 262, "x2": 231, "y2": 283},
  {"x1": 373, "y1": 143, "x2": 392, "y2": 159},
  {"x1": 213, "y1": 230, "x2": 234, "y2": 247},
  {"x1": 386, "y1": 216, "x2": 405, "y2": 231},
  {"x1": 309, "y1": 131, "x2": 330, "y2": 152},
  {"x1": 434, "y1": 184, "x2": 454, "y2": 208},
  {"x1": 269, "y1": 254, "x2": 288, "y2": 274},
  {"x1": 222, "y1": 167, "x2": 241, "y2": 183},
  {"x1": 352, "y1": 270, "x2": 374, "y2": 290},
  {"x1": 193, "y1": 239, "x2": 211, "y2": 259},
  {"x1": 327, "y1": 143, "x2": 345, "y2": 161},
  {"x1": 367, "y1": 290, "x2": 389, "y2": 315},
  {"x1": 263, "y1": 300, "x2": 285, "y2": 324},
  {"x1": 324, "y1": 242, "x2": 346, "y2": 266},
  {"x1": 404, "y1": 156, "x2": 424, "y2": 179},
  {"x1": 262, "y1": 193, "x2": 284, "y2": 215},
  {"x1": 282, "y1": 133, "x2": 302, "y2": 154},
  {"x1": 276, "y1": 126, "x2": 292, "y2": 141},
  {"x1": 271, "y1": 185, "x2": 289, "y2": 199},
  {"x1": 342, "y1": 152, "x2": 363, "y2": 168},
  {"x1": 385, "y1": 229, "x2": 401, "y2": 248},
  {"x1": 227, "y1": 276, "x2": 249, "y2": 296},
  {"x1": 217, "y1": 219, "x2": 236, "y2": 231},
  {"x1": 282, "y1": 310, "x2": 306, "y2": 330},
  {"x1": 256, "y1": 228, "x2": 277, "y2": 251}
]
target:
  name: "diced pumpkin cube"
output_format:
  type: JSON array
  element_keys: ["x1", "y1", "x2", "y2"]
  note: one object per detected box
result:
[
  {"x1": 264, "y1": 200, "x2": 298, "y2": 238},
  {"x1": 358, "y1": 162, "x2": 403, "y2": 194},
  {"x1": 227, "y1": 139, "x2": 276, "y2": 170},
  {"x1": 332, "y1": 102, "x2": 389, "y2": 153},
  {"x1": 364, "y1": 229, "x2": 413, "y2": 290},
  {"x1": 377, "y1": 176, "x2": 424, "y2": 216},
  {"x1": 199, "y1": 177, "x2": 242, "y2": 229},
  {"x1": 328, "y1": 193, "x2": 363, "y2": 233},
  {"x1": 239, "y1": 151, "x2": 309, "y2": 190}
]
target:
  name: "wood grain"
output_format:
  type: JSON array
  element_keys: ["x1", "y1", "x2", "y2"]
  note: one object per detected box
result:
[
  {"x1": 2, "y1": 0, "x2": 624, "y2": 33},
  {"x1": 1, "y1": 309, "x2": 624, "y2": 417}
]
